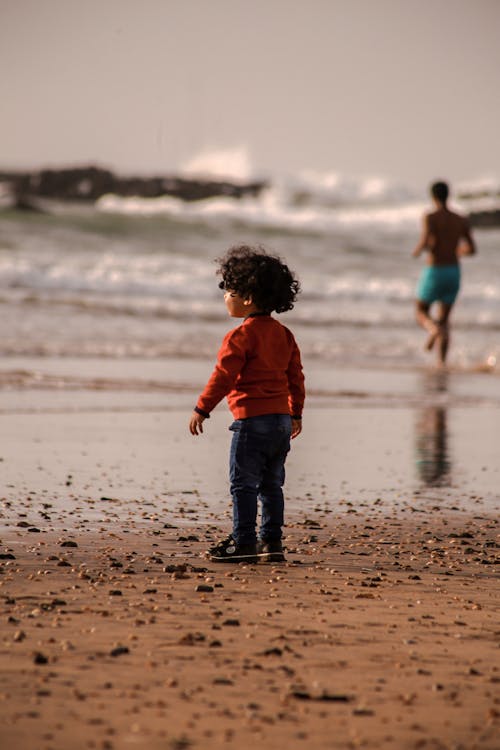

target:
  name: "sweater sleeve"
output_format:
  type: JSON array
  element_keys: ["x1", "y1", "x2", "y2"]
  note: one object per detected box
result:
[
  {"x1": 196, "y1": 327, "x2": 248, "y2": 415},
  {"x1": 286, "y1": 337, "x2": 305, "y2": 418}
]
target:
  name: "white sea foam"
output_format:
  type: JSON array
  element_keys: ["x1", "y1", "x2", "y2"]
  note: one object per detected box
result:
[
  {"x1": 96, "y1": 161, "x2": 500, "y2": 235},
  {"x1": 290, "y1": 170, "x2": 415, "y2": 206},
  {"x1": 179, "y1": 145, "x2": 253, "y2": 183},
  {"x1": 456, "y1": 175, "x2": 500, "y2": 197},
  {"x1": 97, "y1": 187, "x2": 426, "y2": 235}
]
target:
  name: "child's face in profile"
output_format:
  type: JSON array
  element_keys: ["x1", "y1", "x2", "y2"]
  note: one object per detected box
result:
[{"x1": 224, "y1": 290, "x2": 256, "y2": 318}]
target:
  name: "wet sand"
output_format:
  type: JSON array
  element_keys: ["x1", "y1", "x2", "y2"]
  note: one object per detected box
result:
[{"x1": 1, "y1": 357, "x2": 499, "y2": 749}]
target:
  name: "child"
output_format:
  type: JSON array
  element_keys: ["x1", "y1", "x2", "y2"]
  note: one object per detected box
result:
[{"x1": 189, "y1": 245, "x2": 305, "y2": 563}]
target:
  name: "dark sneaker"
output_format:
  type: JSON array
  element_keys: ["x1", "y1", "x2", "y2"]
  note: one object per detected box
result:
[
  {"x1": 257, "y1": 539, "x2": 286, "y2": 563},
  {"x1": 207, "y1": 535, "x2": 258, "y2": 563}
]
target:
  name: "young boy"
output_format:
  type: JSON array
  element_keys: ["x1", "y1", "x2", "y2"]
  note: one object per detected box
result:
[
  {"x1": 413, "y1": 180, "x2": 476, "y2": 365},
  {"x1": 189, "y1": 245, "x2": 305, "y2": 563}
]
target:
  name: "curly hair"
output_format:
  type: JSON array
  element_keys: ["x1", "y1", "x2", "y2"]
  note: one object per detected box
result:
[{"x1": 216, "y1": 245, "x2": 300, "y2": 314}]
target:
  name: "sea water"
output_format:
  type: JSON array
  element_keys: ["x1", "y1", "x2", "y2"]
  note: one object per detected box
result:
[
  {"x1": 1, "y1": 172, "x2": 499, "y2": 370},
  {"x1": 1, "y1": 170, "x2": 500, "y2": 507}
]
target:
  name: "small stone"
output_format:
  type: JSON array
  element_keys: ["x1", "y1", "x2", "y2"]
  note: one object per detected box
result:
[
  {"x1": 352, "y1": 707, "x2": 374, "y2": 716},
  {"x1": 172, "y1": 570, "x2": 190, "y2": 581},
  {"x1": 467, "y1": 667, "x2": 482, "y2": 676},
  {"x1": 164, "y1": 563, "x2": 187, "y2": 573},
  {"x1": 319, "y1": 693, "x2": 352, "y2": 703},
  {"x1": 289, "y1": 689, "x2": 311, "y2": 700},
  {"x1": 178, "y1": 632, "x2": 206, "y2": 645}
]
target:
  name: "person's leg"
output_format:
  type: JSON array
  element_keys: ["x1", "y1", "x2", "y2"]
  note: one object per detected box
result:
[
  {"x1": 435, "y1": 302, "x2": 453, "y2": 365},
  {"x1": 259, "y1": 460, "x2": 285, "y2": 542},
  {"x1": 433, "y1": 267, "x2": 459, "y2": 365},
  {"x1": 229, "y1": 421, "x2": 265, "y2": 546},
  {"x1": 259, "y1": 416, "x2": 291, "y2": 543},
  {"x1": 415, "y1": 300, "x2": 440, "y2": 350}
]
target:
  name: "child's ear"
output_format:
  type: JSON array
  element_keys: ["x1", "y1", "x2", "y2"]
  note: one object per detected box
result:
[{"x1": 243, "y1": 297, "x2": 253, "y2": 306}]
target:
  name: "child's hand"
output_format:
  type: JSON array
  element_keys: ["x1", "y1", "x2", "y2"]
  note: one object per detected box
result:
[
  {"x1": 291, "y1": 418, "x2": 302, "y2": 439},
  {"x1": 189, "y1": 411, "x2": 206, "y2": 435}
]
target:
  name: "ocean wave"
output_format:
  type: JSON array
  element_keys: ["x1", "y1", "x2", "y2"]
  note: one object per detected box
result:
[
  {"x1": 0, "y1": 251, "x2": 215, "y2": 299},
  {"x1": 96, "y1": 188, "x2": 428, "y2": 235},
  {"x1": 286, "y1": 170, "x2": 416, "y2": 207},
  {"x1": 96, "y1": 189, "x2": 500, "y2": 236},
  {"x1": 2, "y1": 165, "x2": 500, "y2": 372},
  {"x1": 0, "y1": 368, "x2": 198, "y2": 393},
  {"x1": 93, "y1": 165, "x2": 500, "y2": 235},
  {"x1": 2, "y1": 287, "x2": 500, "y2": 337},
  {"x1": 1, "y1": 331, "x2": 498, "y2": 375},
  {"x1": 3, "y1": 274, "x2": 500, "y2": 323},
  {"x1": 2, "y1": 368, "x2": 498, "y2": 407}
]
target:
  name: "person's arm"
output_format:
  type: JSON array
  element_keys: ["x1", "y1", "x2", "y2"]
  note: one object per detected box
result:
[
  {"x1": 457, "y1": 218, "x2": 477, "y2": 257},
  {"x1": 188, "y1": 329, "x2": 247, "y2": 435},
  {"x1": 412, "y1": 214, "x2": 434, "y2": 257},
  {"x1": 287, "y1": 338, "x2": 305, "y2": 439}
]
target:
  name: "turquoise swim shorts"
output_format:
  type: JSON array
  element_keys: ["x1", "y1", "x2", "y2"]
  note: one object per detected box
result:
[{"x1": 416, "y1": 265, "x2": 461, "y2": 305}]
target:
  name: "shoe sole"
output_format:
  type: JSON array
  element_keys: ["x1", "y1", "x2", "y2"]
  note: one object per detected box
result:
[
  {"x1": 209, "y1": 554, "x2": 258, "y2": 563},
  {"x1": 260, "y1": 552, "x2": 286, "y2": 563},
  {"x1": 208, "y1": 551, "x2": 285, "y2": 564}
]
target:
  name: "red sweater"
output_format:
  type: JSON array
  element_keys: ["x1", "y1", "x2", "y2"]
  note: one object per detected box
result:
[{"x1": 197, "y1": 314, "x2": 305, "y2": 420}]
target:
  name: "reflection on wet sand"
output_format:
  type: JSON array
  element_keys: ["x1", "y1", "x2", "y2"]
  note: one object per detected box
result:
[{"x1": 415, "y1": 372, "x2": 451, "y2": 486}]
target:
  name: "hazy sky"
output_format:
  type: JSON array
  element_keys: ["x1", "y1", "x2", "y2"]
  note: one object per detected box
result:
[{"x1": 1, "y1": 0, "x2": 499, "y2": 187}]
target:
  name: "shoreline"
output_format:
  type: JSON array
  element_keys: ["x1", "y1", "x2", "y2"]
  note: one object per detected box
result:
[
  {"x1": 1, "y1": 356, "x2": 498, "y2": 748},
  {"x1": 1, "y1": 397, "x2": 498, "y2": 525}
]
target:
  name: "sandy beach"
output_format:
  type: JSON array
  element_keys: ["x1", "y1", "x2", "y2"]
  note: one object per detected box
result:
[
  {"x1": 1, "y1": 356, "x2": 499, "y2": 749},
  {"x1": 3, "y1": 2, "x2": 500, "y2": 746}
]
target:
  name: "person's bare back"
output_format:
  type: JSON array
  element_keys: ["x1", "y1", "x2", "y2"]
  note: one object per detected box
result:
[{"x1": 426, "y1": 208, "x2": 471, "y2": 266}]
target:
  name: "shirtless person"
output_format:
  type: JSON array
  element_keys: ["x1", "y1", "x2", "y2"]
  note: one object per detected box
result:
[{"x1": 413, "y1": 181, "x2": 476, "y2": 365}]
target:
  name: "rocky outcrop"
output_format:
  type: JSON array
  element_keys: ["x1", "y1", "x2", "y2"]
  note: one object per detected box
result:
[
  {"x1": 457, "y1": 188, "x2": 500, "y2": 228},
  {"x1": 0, "y1": 165, "x2": 268, "y2": 208},
  {"x1": 468, "y1": 209, "x2": 500, "y2": 228}
]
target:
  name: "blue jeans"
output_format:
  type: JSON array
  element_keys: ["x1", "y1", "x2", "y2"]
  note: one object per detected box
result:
[{"x1": 229, "y1": 414, "x2": 292, "y2": 546}]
